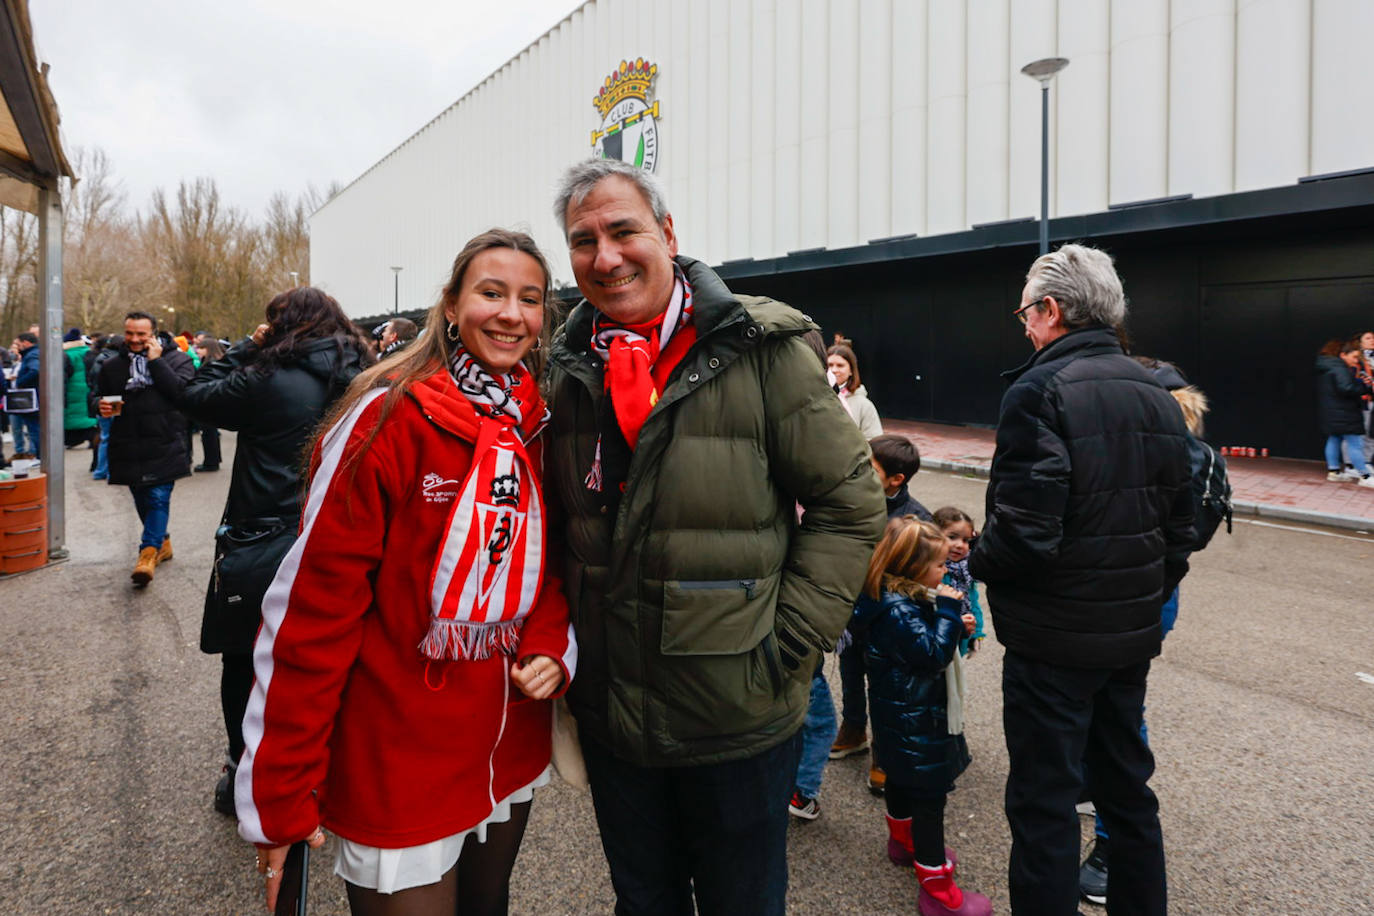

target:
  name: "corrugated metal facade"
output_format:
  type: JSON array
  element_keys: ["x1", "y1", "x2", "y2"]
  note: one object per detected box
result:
[{"x1": 312, "y1": 0, "x2": 1374, "y2": 318}]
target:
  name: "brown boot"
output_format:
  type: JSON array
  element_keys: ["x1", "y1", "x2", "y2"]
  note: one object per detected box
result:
[
  {"x1": 131, "y1": 546, "x2": 159, "y2": 586},
  {"x1": 157, "y1": 536, "x2": 173, "y2": 563},
  {"x1": 868, "y1": 757, "x2": 887, "y2": 796},
  {"x1": 829, "y1": 720, "x2": 870, "y2": 759}
]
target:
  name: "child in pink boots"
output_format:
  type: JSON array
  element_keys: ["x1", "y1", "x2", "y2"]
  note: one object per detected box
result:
[{"x1": 848, "y1": 516, "x2": 992, "y2": 915}]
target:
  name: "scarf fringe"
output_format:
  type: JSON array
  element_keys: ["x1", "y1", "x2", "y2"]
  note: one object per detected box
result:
[
  {"x1": 584, "y1": 438, "x2": 604, "y2": 492},
  {"x1": 419, "y1": 618, "x2": 524, "y2": 661}
]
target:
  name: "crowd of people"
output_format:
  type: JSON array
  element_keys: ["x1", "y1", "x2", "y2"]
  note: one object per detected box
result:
[
  {"x1": 1315, "y1": 332, "x2": 1374, "y2": 486},
  {"x1": 8, "y1": 159, "x2": 1239, "y2": 915}
]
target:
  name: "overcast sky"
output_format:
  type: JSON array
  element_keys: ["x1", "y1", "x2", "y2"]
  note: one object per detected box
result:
[{"x1": 28, "y1": 0, "x2": 583, "y2": 217}]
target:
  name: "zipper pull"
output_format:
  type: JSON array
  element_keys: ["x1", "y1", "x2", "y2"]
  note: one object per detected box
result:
[{"x1": 741, "y1": 579, "x2": 757, "y2": 599}]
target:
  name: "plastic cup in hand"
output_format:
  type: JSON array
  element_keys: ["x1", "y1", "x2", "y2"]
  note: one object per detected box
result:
[{"x1": 102, "y1": 394, "x2": 124, "y2": 416}]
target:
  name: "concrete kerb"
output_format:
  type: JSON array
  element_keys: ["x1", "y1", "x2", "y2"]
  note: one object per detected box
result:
[
  {"x1": 921, "y1": 461, "x2": 1374, "y2": 534},
  {"x1": 1232, "y1": 500, "x2": 1374, "y2": 534},
  {"x1": 923, "y1": 458, "x2": 990, "y2": 479}
]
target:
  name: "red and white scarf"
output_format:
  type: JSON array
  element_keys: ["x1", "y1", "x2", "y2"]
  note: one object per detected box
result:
[
  {"x1": 420, "y1": 349, "x2": 550, "y2": 661},
  {"x1": 585, "y1": 265, "x2": 695, "y2": 490}
]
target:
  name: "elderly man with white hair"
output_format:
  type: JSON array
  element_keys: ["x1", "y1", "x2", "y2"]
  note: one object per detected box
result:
[{"x1": 970, "y1": 244, "x2": 1194, "y2": 916}]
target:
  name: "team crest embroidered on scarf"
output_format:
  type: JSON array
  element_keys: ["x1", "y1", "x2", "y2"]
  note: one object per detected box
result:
[{"x1": 420, "y1": 349, "x2": 549, "y2": 661}]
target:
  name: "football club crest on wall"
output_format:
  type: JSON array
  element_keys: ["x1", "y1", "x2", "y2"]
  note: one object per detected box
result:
[{"x1": 591, "y1": 58, "x2": 661, "y2": 171}]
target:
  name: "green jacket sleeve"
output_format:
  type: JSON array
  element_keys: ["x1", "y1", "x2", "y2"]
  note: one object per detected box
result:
[{"x1": 762, "y1": 336, "x2": 887, "y2": 679}]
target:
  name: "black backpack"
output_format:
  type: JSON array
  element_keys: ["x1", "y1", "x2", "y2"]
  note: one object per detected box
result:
[{"x1": 1188, "y1": 435, "x2": 1232, "y2": 551}]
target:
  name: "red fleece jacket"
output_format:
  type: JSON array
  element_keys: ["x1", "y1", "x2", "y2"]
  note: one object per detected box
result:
[{"x1": 236, "y1": 370, "x2": 576, "y2": 848}]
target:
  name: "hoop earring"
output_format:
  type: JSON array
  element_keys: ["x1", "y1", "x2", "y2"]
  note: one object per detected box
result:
[
  {"x1": 530, "y1": 337, "x2": 544, "y2": 353},
  {"x1": 446, "y1": 322, "x2": 461, "y2": 343}
]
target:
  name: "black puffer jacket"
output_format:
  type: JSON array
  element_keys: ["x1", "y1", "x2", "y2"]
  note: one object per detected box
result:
[
  {"x1": 1314, "y1": 354, "x2": 1367, "y2": 436},
  {"x1": 182, "y1": 335, "x2": 370, "y2": 654},
  {"x1": 969, "y1": 327, "x2": 1193, "y2": 669},
  {"x1": 95, "y1": 336, "x2": 195, "y2": 487},
  {"x1": 852, "y1": 589, "x2": 970, "y2": 793},
  {"x1": 182, "y1": 335, "x2": 371, "y2": 525}
]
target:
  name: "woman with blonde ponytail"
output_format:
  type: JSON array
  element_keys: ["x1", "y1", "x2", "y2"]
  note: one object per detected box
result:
[{"x1": 237, "y1": 229, "x2": 576, "y2": 916}]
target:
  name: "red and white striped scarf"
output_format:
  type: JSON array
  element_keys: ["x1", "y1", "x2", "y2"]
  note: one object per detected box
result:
[
  {"x1": 585, "y1": 264, "x2": 694, "y2": 490},
  {"x1": 420, "y1": 349, "x2": 549, "y2": 661}
]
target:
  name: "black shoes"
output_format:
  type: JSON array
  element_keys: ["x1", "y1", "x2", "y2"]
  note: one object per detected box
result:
[
  {"x1": 194, "y1": 464, "x2": 220, "y2": 472},
  {"x1": 1079, "y1": 837, "x2": 1108, "y2": 905}
]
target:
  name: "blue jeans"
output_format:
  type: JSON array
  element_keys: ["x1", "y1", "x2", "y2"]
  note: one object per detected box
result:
[
  {"x1": 1004, "y1": 652, "x2": 1166, "y2": 916},
  {"x1": 1326, "y1": 434, "x2": 1370, "y2": 475},
  {"x1": 580, "y1": 729, "x2": 802, "y2": 916},
  {"x1": 130, "y1": 482, "x2": 173, "y2": 550},
  {"x1": 92, "y1": 417, "x2": 112, "y2": 478},
  {"x1": 14, "y1": 414, "x2": 39, "y2": 457},
  {"x1": 795, "y1": 666, "x2": 838, "y2": 798},
  {"x1": 7, "y1": 414, "x2": 26, "y2": 454},
  {"x1": 838, "y1": 634, "x2": 867, "y2": 728}
]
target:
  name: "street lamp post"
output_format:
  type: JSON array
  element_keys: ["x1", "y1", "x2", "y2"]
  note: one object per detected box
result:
[
  {"x1": 390, "y1": 266, "x2": 403, "y2": 316},
  {"x1": 288, "y1": 270, "x2": 299, "y2": 288},
  {"x1": 1020, "y1": 57, "x2": 1069, "y2": 255}
]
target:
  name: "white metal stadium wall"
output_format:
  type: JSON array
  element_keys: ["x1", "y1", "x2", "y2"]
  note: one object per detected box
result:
[{"x1": 311, "y1": 0, "x2": 1374, "y2": 319}]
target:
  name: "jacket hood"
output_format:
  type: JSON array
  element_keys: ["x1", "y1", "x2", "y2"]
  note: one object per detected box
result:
[
  {"x1": 851, "y1": 591, "x2": 895, "y2": 638},
  {"x1": 1151, "y1": 362, "x2": 1189, "y2": 390},
  {"x1": 295, "y1": 336, "x2": 369, "y2": 383}
]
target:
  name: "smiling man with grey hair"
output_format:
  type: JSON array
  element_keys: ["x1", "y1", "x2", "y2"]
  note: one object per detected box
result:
[
  {"x1": 544, "y1": 158, "x2": 885, "y2": 915},
  {"x1": 970, "y1": 242, "x2": 1194, "y2": 914}
]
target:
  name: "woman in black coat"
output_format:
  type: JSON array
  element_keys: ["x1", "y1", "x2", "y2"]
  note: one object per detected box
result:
[
  {"x1": 1314, "y1": 339, "x2": 1374, "y2": 485},
  {"x1": 182, "y1": 287, "x2": 374, "y2": 817}
]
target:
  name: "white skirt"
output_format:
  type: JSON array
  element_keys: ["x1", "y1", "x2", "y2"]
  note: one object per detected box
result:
[{"x1": 334, "y1": 767, "x2": 551, "y2": 894}]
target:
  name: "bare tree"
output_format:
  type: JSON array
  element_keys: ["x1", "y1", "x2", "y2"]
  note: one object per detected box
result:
[
  {"x1": 0, "y1": 207, "x2": 38, "y2": 343},
  {"x1": 60, "y1": 147, "x2": 162, "y2": 335},
  {"x1": 0, "y1": 145, "x2": 337, "y2": 344},
  {"x1": 143, "y1": 178, "x2": 270, "y2": 337}
]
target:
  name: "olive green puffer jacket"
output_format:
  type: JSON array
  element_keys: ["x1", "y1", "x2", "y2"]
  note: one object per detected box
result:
[{"x1": 546, "y1": 257, "x2": 886, "y2": 766}]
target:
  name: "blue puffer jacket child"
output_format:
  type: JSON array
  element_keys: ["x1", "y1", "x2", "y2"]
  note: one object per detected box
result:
[{"x1": 851, "y1": 588, "x2": 970, "y2": 794}]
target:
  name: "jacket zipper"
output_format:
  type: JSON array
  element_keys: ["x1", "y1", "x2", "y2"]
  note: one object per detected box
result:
[{"x1": 675, "y1": 578, "x2": 758, "y2": 599}]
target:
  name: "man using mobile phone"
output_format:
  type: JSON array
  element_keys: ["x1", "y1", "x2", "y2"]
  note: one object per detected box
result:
[{"x1": 95, "y1": 311, "x2": 195, "y2": 585}]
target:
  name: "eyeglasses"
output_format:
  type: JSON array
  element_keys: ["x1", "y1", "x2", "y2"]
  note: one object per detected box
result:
[{"x1": 1013, "y1": 298, "x2": 1044, "y2": 325}]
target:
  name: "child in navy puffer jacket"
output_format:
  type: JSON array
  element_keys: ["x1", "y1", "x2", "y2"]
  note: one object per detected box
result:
[{"x1": 850, "y1": 516, "x2": 990, "y2": 916}]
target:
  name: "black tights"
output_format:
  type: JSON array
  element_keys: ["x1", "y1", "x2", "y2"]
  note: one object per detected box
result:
[
  {"x1": 345, "y1": 800, "x2": 532, "y2": 916},
  {"x1": 221, "y1": 653, "x2": 255, "y2": 762},
  {"x1": 885, "y1": 785, "x2": 947, "y2": 867}
]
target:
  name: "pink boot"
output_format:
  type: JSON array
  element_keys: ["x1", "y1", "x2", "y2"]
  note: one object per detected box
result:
[
  {"x1": 885, "y1": 815, "x2": 957, "y2": 869},
  {"x1": 914, "y1": 859, "x2": 991, "y2": 916}
]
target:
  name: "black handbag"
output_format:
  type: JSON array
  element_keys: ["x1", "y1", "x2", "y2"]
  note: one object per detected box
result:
[{"x1": 200, "y1": 517, "x2": 296, "y2": 654}]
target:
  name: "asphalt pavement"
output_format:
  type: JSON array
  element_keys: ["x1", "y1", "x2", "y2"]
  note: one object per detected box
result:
[{"x1": 2, "y1": 439, "x2": 1372, "y2": 914}]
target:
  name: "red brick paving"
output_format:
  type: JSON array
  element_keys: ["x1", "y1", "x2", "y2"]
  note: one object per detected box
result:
[{"x1": 882, "y1": 419, "x2": 1374, "y2": 527}]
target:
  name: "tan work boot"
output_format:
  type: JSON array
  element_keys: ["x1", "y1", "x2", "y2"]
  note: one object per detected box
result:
[
  {"x1": 868, "y1": 757, "x2": 887, "y2": 796},
  {"x1": 157, "y1": 536, "x2": 173, "y2": 563},
  {"x1": 830, "y1": 720, "x2": 870, "y2": 759},
  {"x1": 131, "y1": 546, "x2": 159, "y2": 586}
]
